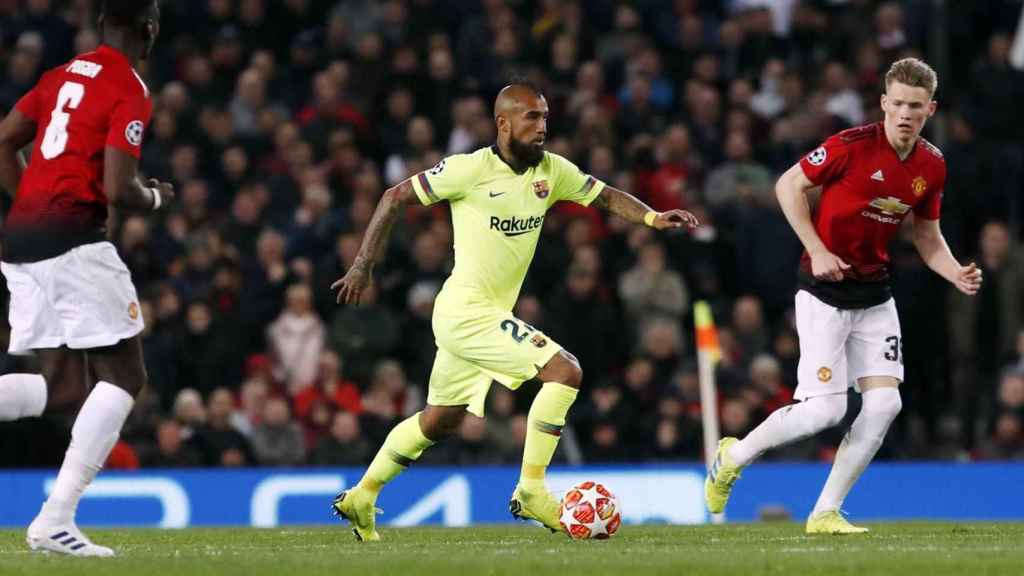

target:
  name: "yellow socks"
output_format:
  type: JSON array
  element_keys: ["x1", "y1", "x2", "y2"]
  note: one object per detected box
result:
[
  {"x1": 520, "y1": 382, "x2": 578, "y2": 491},
  {"x1": 358, "y1": 411, "x2": 435, "y2": 494}
]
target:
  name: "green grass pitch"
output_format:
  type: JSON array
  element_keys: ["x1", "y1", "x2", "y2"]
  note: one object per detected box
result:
[{"x1": 1, "y1": 523, "x2": 1021, "y2": 575}]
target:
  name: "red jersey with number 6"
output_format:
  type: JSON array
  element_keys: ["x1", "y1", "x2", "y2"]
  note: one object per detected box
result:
[
  {"x1": 4, "y1": 44, "x2": 151, "y2": 263},
  {"x1": 796, "y1": 122, "x2": 946, "y2": 308}
]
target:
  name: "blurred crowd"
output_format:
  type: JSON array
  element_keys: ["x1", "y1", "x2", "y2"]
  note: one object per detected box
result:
[{"x1": 1, "y1": 0, "x2": 1024, "y2": 469}]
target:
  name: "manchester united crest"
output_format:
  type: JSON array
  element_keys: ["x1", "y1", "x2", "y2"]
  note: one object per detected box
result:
[
  {"x1": 911, "y1": 176, "x2": 927, "y2": 197},
  {"x1": 533, "y1": 180, "x2": 550, "y2": 199}
]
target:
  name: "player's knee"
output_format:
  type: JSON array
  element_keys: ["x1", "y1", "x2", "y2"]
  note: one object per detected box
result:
[
  {"x1": 564, "y1": 361, "x2": 583, "y2": 389},
  {"x1": 809, "y1": 393, "x2": 847, "y2": 430},
  {"x1": 430, "y1": 419, "x2": 462, "y2": 440},
  {"x1": 544, "y1": 351, "x2": 582, "y2": 389},
  {"x1": 118, "y1": 367, "x2": 147, "y2": 399},
  {"x1": 91, "y1": 357, "x2": 147, "y2": 399},
  {"x1": 823, "y1": 405, "x2": 847, "y2": 428},
  {"x1": 131, "y1": 368, "x2": 148, "y2": 398},
  {"x1": 420, "y1": 407, "x2": 466, "y2": 440},
  {"x1": 864, "y1": 387, "x2": 902, "y2": 423}
]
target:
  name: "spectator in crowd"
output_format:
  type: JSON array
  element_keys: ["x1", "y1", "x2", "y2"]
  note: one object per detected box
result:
[
  {"x1": 310, "y1": 411, "x2": 372, "y2": 466},
  {"x1": 731, "y1": 295, "x2": 770, "y2": 369},
  {"x1": 231, "y1": 376, "x2": 269, "y2": 438},
  {"x1": 140, "y1": 420, "x2": 202, "y2": 468},
  {"x1": 172, "y1": 389, "x2": 206, "y2": 441},
  {"x1": 619, "y1": 241, "x2": 688, "y2": 332},
  {"x1": 329, "y1": 284, "x2": 399, "y2": 384},
  {"x1": 251, "y1": 396, "x2": 306, "y2": 466},
  {"x1": 267, "y1": 283, "x2": 326, "y2": 395},
  {"x1": 975, "y1": 411, "x2": 1024, "y2": 460},
  {"x1": 191, "y1": 388, "x2": 254, "y2": 467}
]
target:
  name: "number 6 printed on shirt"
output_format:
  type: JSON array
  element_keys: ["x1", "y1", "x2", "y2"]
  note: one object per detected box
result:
[{"x1": 40, "y1": 81, "x2": 85, "y2": 160}]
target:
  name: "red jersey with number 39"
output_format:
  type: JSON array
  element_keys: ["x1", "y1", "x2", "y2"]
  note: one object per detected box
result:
[
  {"x1": 797, "y1": 123, "x2": 946, "y2": 308},
  {"x1": 4, "y1": 44, "x2": 151, "y2": 263}
]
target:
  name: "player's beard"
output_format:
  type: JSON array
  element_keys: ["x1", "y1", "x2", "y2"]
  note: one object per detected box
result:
[{"x1": 509, "y1": 137, "x2": 544, "y2": 168}]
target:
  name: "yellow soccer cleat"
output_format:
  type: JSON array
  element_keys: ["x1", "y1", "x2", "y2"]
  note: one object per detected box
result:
[
  {"x1": 509, "y1": 484, "x2": 564, "y2": 533},
  {"x1": 704, "y1": 437, "x2": 743, "y2": 514},
  {"x1": 332, "y1": 487, "x2": 382, "y2": 542},
  {"x1": 805, "y1": 510, "x2": 870, "y2": 535}
]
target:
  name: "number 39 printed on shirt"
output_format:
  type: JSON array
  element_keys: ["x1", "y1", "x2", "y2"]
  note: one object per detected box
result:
[{"x1": 40, "y1": 81, "x2": 85, "y2": 160}]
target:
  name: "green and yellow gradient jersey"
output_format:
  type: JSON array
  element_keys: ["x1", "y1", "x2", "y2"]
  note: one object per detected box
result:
[{"x1": 411, "y1": 145, "x2": 605, "y2": 313}]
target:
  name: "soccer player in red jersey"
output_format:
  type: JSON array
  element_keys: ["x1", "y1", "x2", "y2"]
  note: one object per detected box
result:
[
  {"x1": 705, "y1": 58, "x2": 983, "y2": 532},
  {"x1": 0, "y1": 1, "x2": 172, "y2": 556}
]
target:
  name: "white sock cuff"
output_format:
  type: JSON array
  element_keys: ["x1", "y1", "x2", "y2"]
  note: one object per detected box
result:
[
  {"x1": 70, "y1": 381, "x2": 135, "y2": 463},
  {"x1": 90, "y1": 381, "x2": 135, "y2": 413}
]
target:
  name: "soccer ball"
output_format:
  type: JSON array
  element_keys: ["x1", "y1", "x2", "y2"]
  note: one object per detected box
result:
[{"x1": 559, "y1": 481, "x2": 622, "y2": 540}]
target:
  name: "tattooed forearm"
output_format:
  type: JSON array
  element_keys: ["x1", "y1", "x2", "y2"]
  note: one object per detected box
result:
[
  {"x1": 352, "y1": 179, "x2": 416, "y2": 271},
  {"x1": 592, "y1": 186, "x2": 654, "y2": 224}
]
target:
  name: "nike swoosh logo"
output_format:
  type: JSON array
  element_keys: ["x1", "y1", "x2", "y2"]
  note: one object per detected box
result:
[{"x1": 489, "y1": 191, "x2": 505, "y2": 198}]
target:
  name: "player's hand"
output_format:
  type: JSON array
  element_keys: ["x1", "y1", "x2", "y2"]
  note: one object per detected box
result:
[
  {"x1": 954, "y1": 262, "x2": 983, "y2": 295},
  {"x1": 332, "y1": 264, "x2": 373, "y2": 304},
  {"x1": 810, "y1": 249, "x2": 850, "y2": 282},
  {"x1": 653, "y1": 209, "x2": 699, "y2": 230},
  {"x1": 147, "y1": 178, "x2": 175, "y2": 210}
]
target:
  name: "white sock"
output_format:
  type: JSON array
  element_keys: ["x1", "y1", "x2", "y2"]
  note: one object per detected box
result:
[
  {"x1": 0, "y1": 373, "x2": 47, "y2": 420},
  {"x1": 812, "y1": 387, "x2": 901, "y2": 516},
  {"x1": 38, "y1": 382, "x2": 134, "y2": 525},
  {"x1": 727, "y1": 393, "x2": 847, "y2": 467}
]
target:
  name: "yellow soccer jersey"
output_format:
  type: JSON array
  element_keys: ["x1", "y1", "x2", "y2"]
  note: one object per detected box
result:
[{"x1": 411, "y1": 145, "x2": 605, "y2": 312}]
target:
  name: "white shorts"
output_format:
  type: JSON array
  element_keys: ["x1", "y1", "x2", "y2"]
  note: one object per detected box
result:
[
  {"x1": 1, "y1": 241, "x2": 144, "y2": 354},
  {"x1": 793, "y1": 290, "x2": 903, "y2": 401}
]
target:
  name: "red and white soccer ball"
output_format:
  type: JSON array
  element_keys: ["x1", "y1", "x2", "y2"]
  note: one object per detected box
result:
[{"x1": 559, "y1": 481, "x2": 622, "y2": 540}]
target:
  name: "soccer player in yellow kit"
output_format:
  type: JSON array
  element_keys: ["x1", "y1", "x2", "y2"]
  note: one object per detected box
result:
[{"x1": 331, "y1": 83, "x2": 698, "y2": 541}]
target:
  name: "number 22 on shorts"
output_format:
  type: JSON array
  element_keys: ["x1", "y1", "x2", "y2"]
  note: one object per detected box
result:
[{"x1": 500, "y1": 319, "x2": 535, "y2": 343}]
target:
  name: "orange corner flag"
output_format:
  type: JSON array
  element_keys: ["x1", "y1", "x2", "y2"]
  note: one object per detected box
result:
[{"x1": 694, "y1": 301, "x2": 720, "y2": 362}]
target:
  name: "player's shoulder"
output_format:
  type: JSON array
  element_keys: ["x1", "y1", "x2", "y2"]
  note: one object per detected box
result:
[
  {"x1": 541, "y1": 150, "x2": 573, "y2": 166},
  {"x1": 428, "y1": 147, "x2": 490, "y2": 178},
  {"x1": 540, "y1": 151, "x2": 581, "y2": 176},
  {"x1": 454, "y1": 146, "x2": 493, "y2": 168},
  {"x1": 831, "y1": 123, "x2": 882, "y2": 148},
  {"x1": 918, "y1": 137, "x2": 945, "y2": 164}
]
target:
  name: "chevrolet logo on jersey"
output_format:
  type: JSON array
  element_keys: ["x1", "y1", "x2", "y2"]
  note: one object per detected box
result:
[
  {"x1": 490, "y1": 215, "x2": 544, "y2": 237},
  {"x1": 868, "y1": 196, "x2": 911, "y2": 216}
]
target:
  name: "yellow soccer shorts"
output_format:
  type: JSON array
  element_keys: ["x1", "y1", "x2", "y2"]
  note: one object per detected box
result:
[{"x1": 427, "y1": 304, "x2": 563, "y2": 417}]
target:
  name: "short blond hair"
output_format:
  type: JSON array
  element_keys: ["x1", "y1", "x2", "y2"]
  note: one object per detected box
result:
[{"x1": 884, "y1": 58, "x2": 938, "y2": 97}]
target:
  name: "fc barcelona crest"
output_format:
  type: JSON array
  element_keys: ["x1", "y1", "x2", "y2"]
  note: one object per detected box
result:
[
  {"x1": 911, "y1": 176, "x2": 927, "y2": 197},
  {"x1": 533, "y1": 180, "x2": 550, "y2": 199}
]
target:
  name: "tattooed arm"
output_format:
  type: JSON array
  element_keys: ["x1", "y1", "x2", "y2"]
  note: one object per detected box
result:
[
  {"x1": 332, "y1": 178, "x2": 418, "y2": 304},
  {"x1": 590, "y1": 185, "x2": 698, "y2": 230}
]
